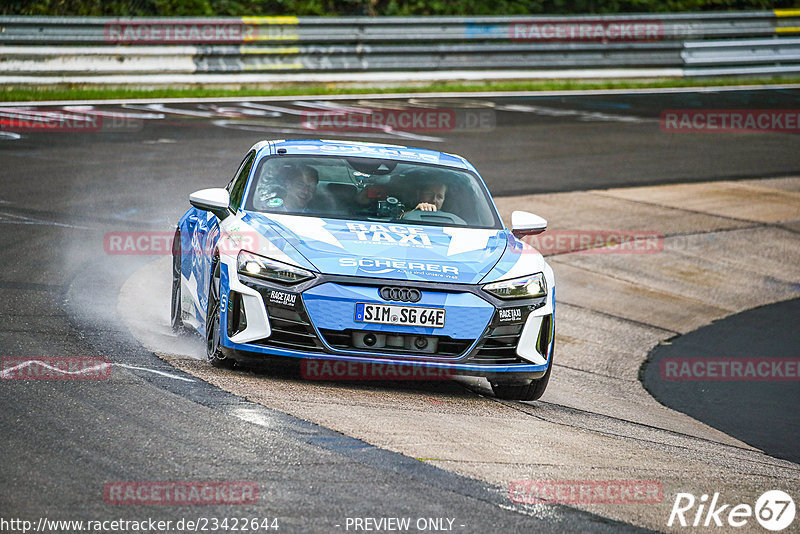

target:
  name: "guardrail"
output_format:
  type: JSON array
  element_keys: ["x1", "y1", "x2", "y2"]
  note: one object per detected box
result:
[{"x1": 1, "y1": 10, "x2": 799, "y2": 84}]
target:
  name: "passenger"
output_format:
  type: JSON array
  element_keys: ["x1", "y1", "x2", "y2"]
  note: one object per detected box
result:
[
  {"x1": 283, "y1": 164, "x2": 319, "y2": 211},
  {"x1": 257, "y1": 164, "x2": 319, "y2": 212}
]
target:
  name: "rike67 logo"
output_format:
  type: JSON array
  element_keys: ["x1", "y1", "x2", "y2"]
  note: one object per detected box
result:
[{"x1": 668, "y1": 490, "x2": 795, "y2": 531}]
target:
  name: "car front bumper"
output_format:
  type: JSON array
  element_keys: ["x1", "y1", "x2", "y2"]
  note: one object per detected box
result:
[{"x1": 218, "y1": 263, "x2": 555, "y2": 378}]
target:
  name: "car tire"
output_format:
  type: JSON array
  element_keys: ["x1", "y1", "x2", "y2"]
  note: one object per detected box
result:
[
  {"x1": 170, "y1": 229, "x2": 185, "y2": 333},
  {"x1": 206, "y1": 258, "x2": 235, "y2": 369},
  {"x1": 490, "y1": 339, "x2": 554, "y2": 401}
]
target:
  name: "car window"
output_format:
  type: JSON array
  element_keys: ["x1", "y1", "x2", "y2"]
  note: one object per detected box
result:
[
  {"x1": 227, "y1": 153, "x2": 250, "y2": 193},
  {"x1": 229, "y1": 151, "x2": 255, "y2": 212},
  {"x1": 244, "y1": 155, "x2": 501, "y2": 229}
]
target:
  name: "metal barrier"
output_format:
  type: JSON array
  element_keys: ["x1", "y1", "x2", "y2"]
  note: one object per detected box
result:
[{"x1": 1, "y1": 10, "x2": 799, "y2": 84}]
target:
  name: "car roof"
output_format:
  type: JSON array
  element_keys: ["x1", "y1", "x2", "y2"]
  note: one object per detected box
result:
[{"x1": 249, "y1": 139, "x2": 474, "y2": 171}]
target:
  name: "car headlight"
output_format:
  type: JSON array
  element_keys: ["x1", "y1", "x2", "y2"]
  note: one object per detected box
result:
[
  {"x1": 483, "y1": 272, "x2": 546, "y2": 300},
  {"x1": 237, "y1": 250, "x2": 314, "y2": 285}
]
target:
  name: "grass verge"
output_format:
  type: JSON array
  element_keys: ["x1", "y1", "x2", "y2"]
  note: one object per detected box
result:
[{"x1": 2, "y1": 77, "x2": 800, "y2": 102}]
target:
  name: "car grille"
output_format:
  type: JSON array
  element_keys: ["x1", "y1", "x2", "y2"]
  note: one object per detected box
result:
[
  {"x1": 466, "y1": 314, "x2": 552, "y2": 365},
  {"x1": 318, "y1": 329, "x2": 473, "y2": 358},
  {"x1": 468, "y1": 323, "x2": 527, "y2": 364},
  {"x1": 251, "y1": 299, "x2": 326, "y2": 354}
]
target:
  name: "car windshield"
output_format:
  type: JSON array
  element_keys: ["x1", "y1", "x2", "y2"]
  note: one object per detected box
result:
[{"x1": 244, "y1": 155, "x2": 501, "y2": 229}]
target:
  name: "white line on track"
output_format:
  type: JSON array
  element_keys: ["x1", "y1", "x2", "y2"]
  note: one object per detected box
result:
[
  {"x1": 229, "y1": 407, "x2": 274, "y2": 428},
  {"x1": 211, "y1": 119, "x2": 444, "y2": 142},
  {"x1": 114, "y1": 363, "x2": 195, "y2": 382},
  {"x1": 0, "y1": 211, "x2": 90, "y2": 229}
]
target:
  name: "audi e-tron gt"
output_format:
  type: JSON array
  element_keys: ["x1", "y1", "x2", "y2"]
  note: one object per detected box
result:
[{"x1": 172, "y1": 139, "x2": 555, "y2": 400}]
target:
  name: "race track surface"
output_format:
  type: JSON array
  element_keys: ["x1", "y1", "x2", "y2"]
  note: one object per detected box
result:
[
  {"x1": 1, "y1": 88, "x2": 798, "y2": 533},
  {"x1": 644, "y1": 297, "x2": 800, "y2": 465}
]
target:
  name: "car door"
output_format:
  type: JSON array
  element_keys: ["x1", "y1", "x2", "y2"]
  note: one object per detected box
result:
[{"x1": 193, "y1": 150, "x2": 256, "y2": 321}]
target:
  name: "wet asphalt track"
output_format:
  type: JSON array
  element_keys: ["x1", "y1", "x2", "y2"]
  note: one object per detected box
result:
[{"x1": 0, "y1": 88, "x2": 799, "y2": 532}]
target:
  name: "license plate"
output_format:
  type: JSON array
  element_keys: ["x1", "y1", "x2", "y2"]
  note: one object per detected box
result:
[{"x1": 354, "y1": 303, "x2": 445, "y2": 328}]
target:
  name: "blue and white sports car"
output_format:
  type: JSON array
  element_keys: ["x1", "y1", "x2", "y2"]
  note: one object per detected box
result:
[{"x1": 172, "y1": 139, "x2": 555, "y2": 400}]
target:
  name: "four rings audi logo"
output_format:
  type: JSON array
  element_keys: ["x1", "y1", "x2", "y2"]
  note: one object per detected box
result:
[{"x1": 379, "y1": 287, "x2": 421, "y2": 303}]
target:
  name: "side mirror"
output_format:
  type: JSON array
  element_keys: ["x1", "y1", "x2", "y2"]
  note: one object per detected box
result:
[
  {"x1": 189, "y1": 188, "x2": 231, "y2": 220},
  {"x1": 511, "y1": 211, "x2": 547, "y2": 238}
]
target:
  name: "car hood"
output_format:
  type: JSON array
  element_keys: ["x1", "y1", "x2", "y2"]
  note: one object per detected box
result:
[{"x1": 241, "y1": 212, "x2": 510, "y2": 284}]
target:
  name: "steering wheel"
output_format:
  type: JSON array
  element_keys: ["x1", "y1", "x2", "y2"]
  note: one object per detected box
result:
[{"x1": 402, "y1": 210, "x2": 467, "y2": 225}]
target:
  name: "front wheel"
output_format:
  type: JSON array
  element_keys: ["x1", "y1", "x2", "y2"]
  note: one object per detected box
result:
[
  {"x1": 206, "y1": 259, "x2": 235, "y2": 369},
  {"x1": 490, "y1": 340, "x2": 554, "y2": 401}
]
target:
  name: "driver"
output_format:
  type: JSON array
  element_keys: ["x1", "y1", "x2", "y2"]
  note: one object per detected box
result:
[
  {"x1": 405, "y1": 181, "x2": 447, "y2": 214},
  {"x1": 354, "y1": 175, "x2": 449, "y2": 218}
]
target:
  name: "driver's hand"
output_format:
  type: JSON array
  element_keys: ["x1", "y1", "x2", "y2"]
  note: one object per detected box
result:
[{"x1": 414, "y1": 202, "x2": 437, "y2": 212}]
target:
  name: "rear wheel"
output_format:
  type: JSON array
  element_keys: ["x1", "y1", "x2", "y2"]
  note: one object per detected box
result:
[
  {"x1": 206, "y1": 259, "x2": 235, "y2": 369},
  {"x1": 170, "y1": 230, "x2": 184, "y2": 332},
  {"x1": 491, "y1": 340, "x2": 554, "y2": 401}
]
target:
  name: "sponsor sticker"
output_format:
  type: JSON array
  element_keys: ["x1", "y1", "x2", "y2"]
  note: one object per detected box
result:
[
  {"x1": 497, "y1": 307, "x2": 525, "y2": 324},
  {"x1": 345, "y1": 223, "x2": 433, "y2": 248},
  {"x1": 280, "y1": 143, "x2": 441, "y2": 164},
  {"x1": 339, "y1": 257, "x2": 459, "y2": 279},
  {"x1": 267, "y1": 289, "x2": 297, "y2": 309}
]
